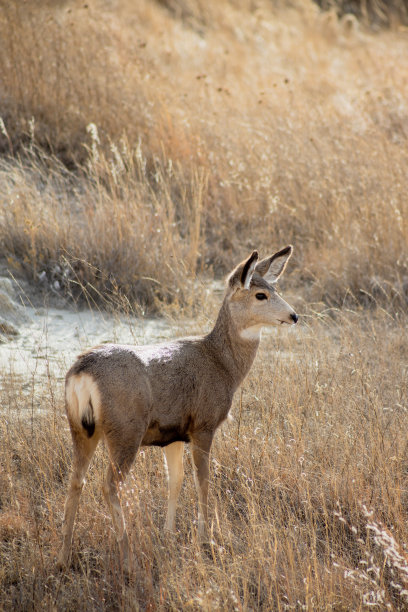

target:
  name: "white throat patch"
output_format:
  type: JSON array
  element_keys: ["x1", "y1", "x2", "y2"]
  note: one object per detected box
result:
[{"x1": 240, "y1": 324, "x2": 263, "y2": 341}]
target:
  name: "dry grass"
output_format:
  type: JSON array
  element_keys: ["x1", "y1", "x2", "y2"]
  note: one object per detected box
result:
[
  {"x1": 0, "y1": 141, "x2": 208, "y2": 314},
  {"x1": 0, "y1": 0, "x2": 408, "y2": 609},
  {"x1": 1, "y1": 309, "x2": 408, "y2": 609},
  {"x1": 0, "y1": 0, "x2": 407, "y2": 310},
  {"x1": 317, "y1": 0, "x2": 408, "y2": 27}
]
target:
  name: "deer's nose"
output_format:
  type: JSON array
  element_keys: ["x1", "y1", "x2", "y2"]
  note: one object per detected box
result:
[{"x1": 290, "y1": 313, "x2": 299, "y2": 324}]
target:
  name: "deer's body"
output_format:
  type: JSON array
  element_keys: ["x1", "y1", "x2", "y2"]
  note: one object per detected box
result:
[{"x1": 58, "y1": 247, "x2": 298, "y2": 570}]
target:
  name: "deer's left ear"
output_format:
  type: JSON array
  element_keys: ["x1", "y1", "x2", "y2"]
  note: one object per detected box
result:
[{"x1": 255, "y1": 245, "x2": 293, "y2": 283}]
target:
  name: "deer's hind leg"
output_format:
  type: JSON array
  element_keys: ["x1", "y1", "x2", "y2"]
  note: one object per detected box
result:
[
  {"x1": 103, "y1": 431, "x2": 143, "y2": 571},
  {"x1": 58, "y1": 426, "x2": 100, "y2": 569}
]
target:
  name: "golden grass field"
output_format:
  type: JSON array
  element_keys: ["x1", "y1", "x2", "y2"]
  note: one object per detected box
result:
[{"x1": 0, "y1": 0, "x2": 408, "y2": 609}]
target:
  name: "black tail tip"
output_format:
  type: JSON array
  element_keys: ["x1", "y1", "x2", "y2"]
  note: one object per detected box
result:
[{"x1": 81, "y1": 416, "x2": 95, "y2": 438}]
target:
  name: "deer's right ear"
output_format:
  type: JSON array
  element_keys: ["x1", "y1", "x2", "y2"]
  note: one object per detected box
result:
[{"x1": 228, "y1": 251, "x2": 259, "y2": 289}]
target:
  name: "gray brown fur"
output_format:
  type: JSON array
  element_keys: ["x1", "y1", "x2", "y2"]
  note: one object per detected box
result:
[{"x1": 57, "y1": 247, "x2": 298, "y2": 571}]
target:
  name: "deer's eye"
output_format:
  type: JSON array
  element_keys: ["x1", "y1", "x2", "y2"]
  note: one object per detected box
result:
[{"x1": 255, "y1": 293, "x2": 268, "y2": 301}]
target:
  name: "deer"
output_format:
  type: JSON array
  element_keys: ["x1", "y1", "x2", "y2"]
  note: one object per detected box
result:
[{"x1": 57, "y1": 246, "x2": 298, "y2": 570}]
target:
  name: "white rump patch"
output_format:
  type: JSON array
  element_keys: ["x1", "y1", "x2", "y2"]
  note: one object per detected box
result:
[{"x1": 66, "y1": 373, "x2": 102, "y2": 426}]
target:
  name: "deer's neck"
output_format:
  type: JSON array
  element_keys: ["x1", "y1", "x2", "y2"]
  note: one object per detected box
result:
[{"x1": 205, "y1": 299, "x2": 260, "y2": 390}]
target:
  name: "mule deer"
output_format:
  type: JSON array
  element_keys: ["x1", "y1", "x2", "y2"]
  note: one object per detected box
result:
[{"x1": 58, "y1": 246, "x2": 298, "y2": 570}]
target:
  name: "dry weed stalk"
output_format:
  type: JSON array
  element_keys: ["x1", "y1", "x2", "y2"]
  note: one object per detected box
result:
[{"x1": 334, "y1": 503, "x2": 408, "y2": 609}]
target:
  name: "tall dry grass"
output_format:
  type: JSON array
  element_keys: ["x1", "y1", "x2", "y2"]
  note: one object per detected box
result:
[
  {"x1": 1, "y1": 310, "x2": 408, "y2": 609},
  {"x1": 0, "y1": 0, "x2": 408, "y2": 609},
  {"x1": 0, "y1": 0, "x2": 407, "y2": 310},
  {"x1": 0, "y1": 137, "x2": 208, "y2": 313},
  {"x1": 317, "y1": 0, "x2": 408, "y2": 27}
]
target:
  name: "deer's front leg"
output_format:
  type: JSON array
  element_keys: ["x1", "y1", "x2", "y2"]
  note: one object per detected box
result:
[
  {"x1": 191, "y1": 433, "x2": 213, "y2": 541},
  {"x1": 163, "y1": 441, "x2": 185, "y2": 532}
]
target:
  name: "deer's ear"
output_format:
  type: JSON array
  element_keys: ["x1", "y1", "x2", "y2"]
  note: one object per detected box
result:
[
  {"x1": 228, "y1": 251, "x2": 259, "y2": 289},
  {"x1": 255, "y1": 245, "x2": 293, "y2": 283}
]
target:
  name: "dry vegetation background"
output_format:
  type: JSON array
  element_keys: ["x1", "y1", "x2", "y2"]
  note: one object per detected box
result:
[{"x1": 0, "y1": 0, "x2": 408, "y2": 609}]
